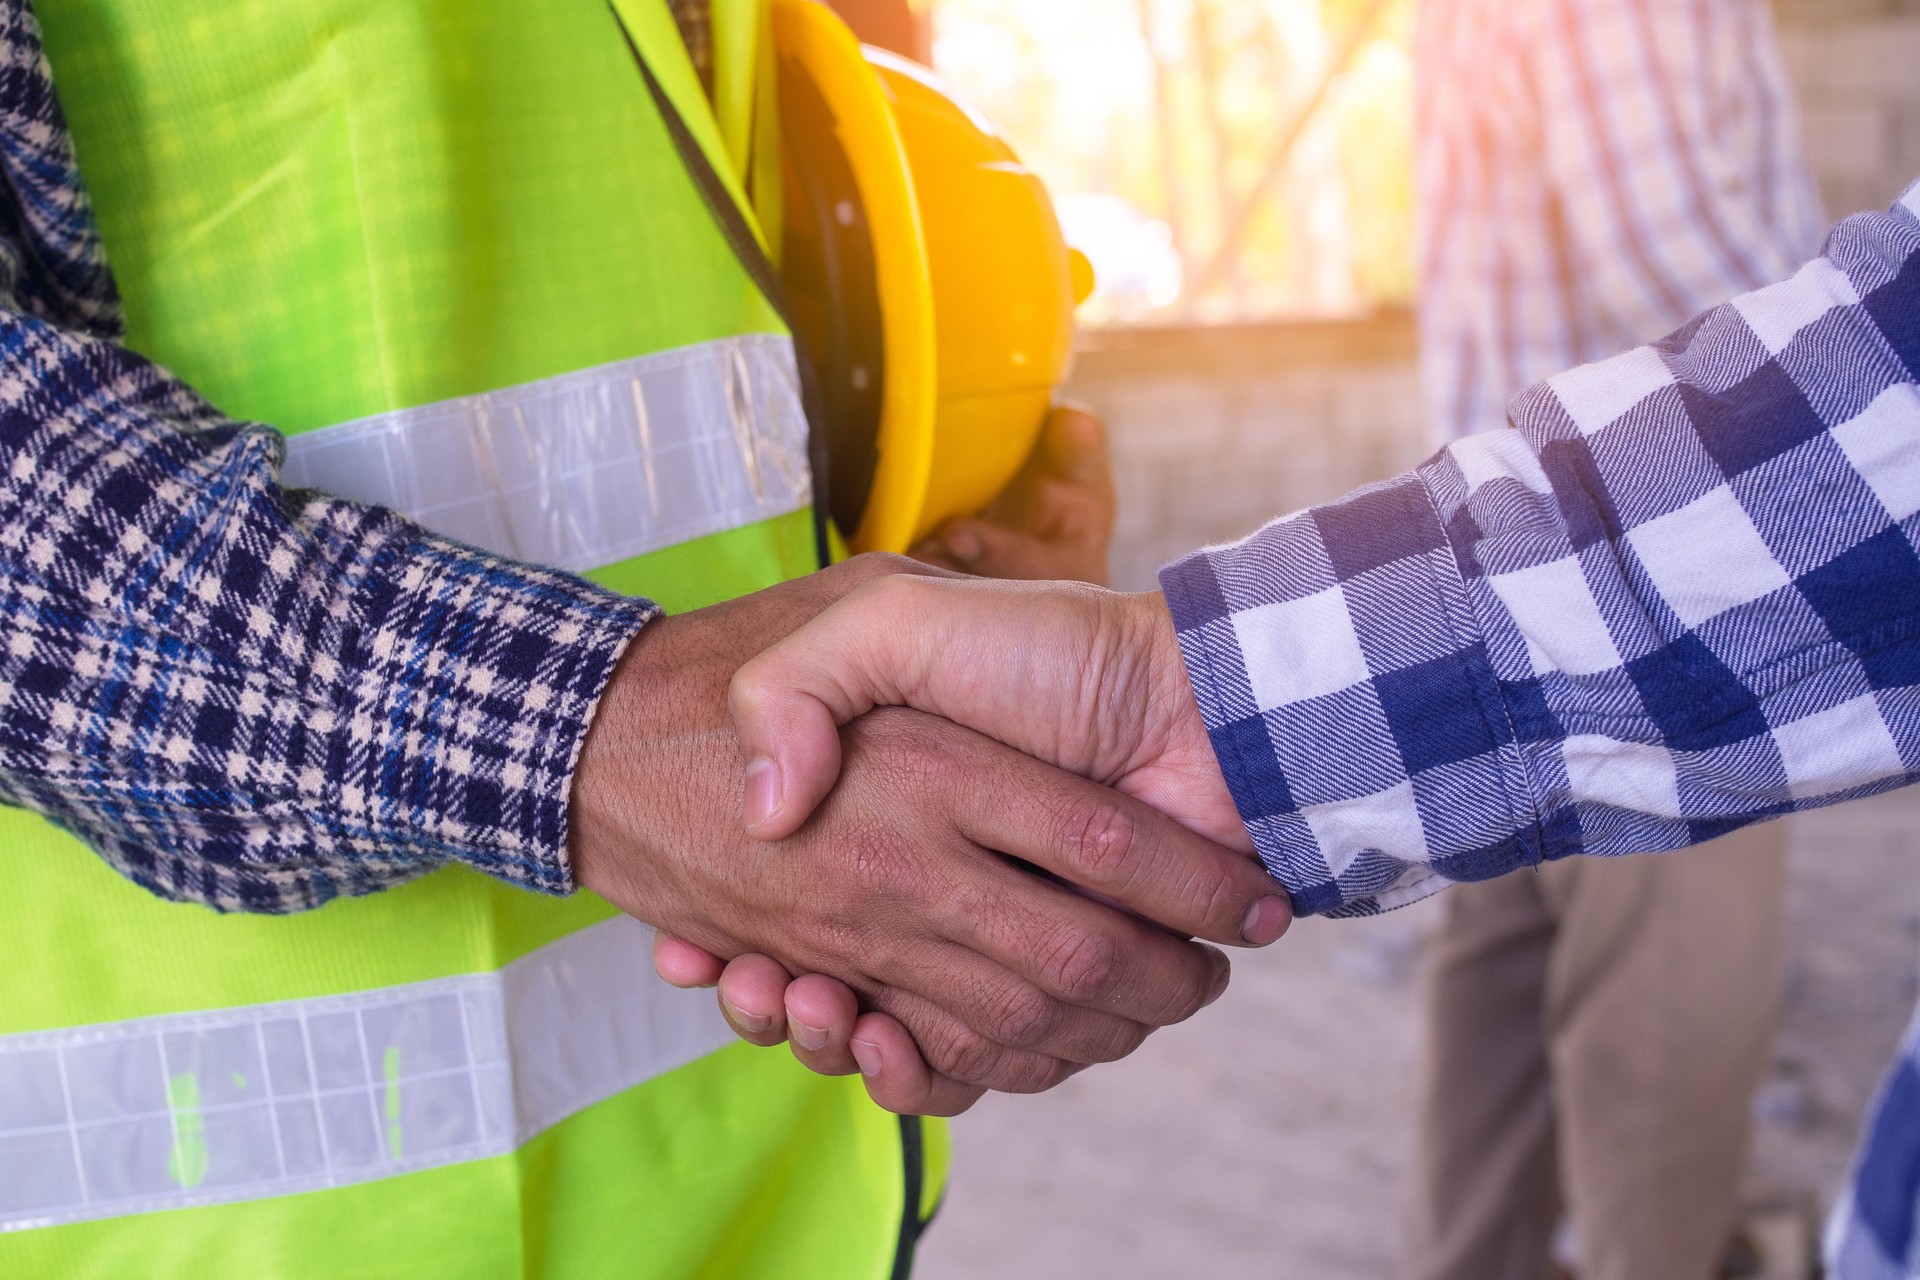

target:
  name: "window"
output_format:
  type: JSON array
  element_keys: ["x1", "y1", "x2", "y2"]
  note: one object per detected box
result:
[{"x1": 929, "y1": 0, "x2": 1414, "y2": 325}]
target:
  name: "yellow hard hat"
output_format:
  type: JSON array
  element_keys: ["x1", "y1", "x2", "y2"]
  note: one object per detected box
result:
[{"x1": 771, "y1": 0, "x2": 1093, "y2": 554}]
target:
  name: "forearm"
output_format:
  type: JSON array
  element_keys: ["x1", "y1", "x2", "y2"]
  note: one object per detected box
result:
[
  {"x1": 0, "y1": 0, "x2": 669, "y2": 912},
  {"x1": 0, "y1": 309, "x2": 657, "y2": 912},
  {"x1": 1167, "y1": 188, "x2": 1920, "y2": 917}
]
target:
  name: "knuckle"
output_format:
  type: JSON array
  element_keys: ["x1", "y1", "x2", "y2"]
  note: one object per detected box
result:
[
  {"x1": 845, "y1": 828, "x2": 921, "y2": 897},
  {"x1": 986, "y1": 985, "x2": 1061, "y2": 1051},
  {"x1": 1190, "y1": 866, "x2": 1247, "y2": 940},
  {"x1": 905, "y1": 739, "x2": 961, "y2": 792},
  {"x1": 1159, "y1": 976, "x2": 1210, "y2": 1026},
  {"x1": 1088, "y1": 1020, "x2": 1151, "y2": 1065},
  {"x1": 924, "y1": 1025, "x2": 1008, "y2": 1087},
  {"x1": 1146, "y1": 947, "x2": 1218, "y2": 1026},
  {"x1": 1041, "y1": 927, "x2": 1121, "y2": 1005},
  {"x1": 946, "y1": 877, "x2": 996, "y2": 927},
  {"x1": 1055, "y1": 796, "x2": 1141, "y2": 885},
  {"x1": 859, "y1": 717, "x2": 957, "y2": 793},
  {"x1": 810, "y1": 909, "x2": 867, "y2": 964}
]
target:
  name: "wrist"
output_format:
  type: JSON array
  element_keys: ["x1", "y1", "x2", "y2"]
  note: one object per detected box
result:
[
  {"x1": 1125, "y1": 590, "x2": 1198, "y2": 746},
  {"x1": 1120, "y1": 588, "x2": 1252, "y2": 854},
  {"x1": 567, "y1": 612, "x2": 710, "y2": 909},
  {"x1": 567, "y1": 557, "x2": 933, "y2": 915}
]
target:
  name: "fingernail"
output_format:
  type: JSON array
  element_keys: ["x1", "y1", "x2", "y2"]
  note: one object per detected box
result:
[
  {"x1": 851, "y1": 1038, "x2": 883, "y2": 1078},
  {"x1": 944, "y1": 529, "x2": 983, "y2": 562},
  {"x1": 744, "y1": 758, "x2": 782, "y2": 832},
  {"x1": 1242, "y1": 895, "x2": 1291, "y2": 946},
  {"x1": 792, "y1": 1018, "x2": 829, "y2": 1052},
  {"x1": 721, "y1": 996, "x2": 772, "y2": 1036}
]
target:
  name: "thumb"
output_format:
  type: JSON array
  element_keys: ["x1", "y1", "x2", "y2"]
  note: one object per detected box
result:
[
  {"x1": 1043, "y1": 404, "x2": 1109, "y2": 484},
  {"x1": 728, "y1": 576, "x2": 940, "y2": 841}
]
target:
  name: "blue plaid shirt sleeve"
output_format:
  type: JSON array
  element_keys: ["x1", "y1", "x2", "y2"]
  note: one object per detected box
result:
[
  {"x1": 1163, "y1": 182, "x2": 1920, "y2": 921},
  {"x1": 0, "y1": 0, "x2": 658, "y2": 914}
]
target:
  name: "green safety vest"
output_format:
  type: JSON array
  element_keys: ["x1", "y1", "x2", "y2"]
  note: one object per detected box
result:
[{"x1": 0, "y1": 1, "x2": 947, "y2": 1276}]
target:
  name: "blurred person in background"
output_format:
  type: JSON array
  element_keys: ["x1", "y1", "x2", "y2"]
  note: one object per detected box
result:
[{"x1": 1411, "y1": 1, "x2": 1825, "y2": 1276}]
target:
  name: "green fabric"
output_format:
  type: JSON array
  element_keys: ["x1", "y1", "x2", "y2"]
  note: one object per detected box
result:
[
  {"x1": 586, "y1": 508, "x2": 822, "y2": 611},
  {"x1": 3, "y1": 1, "x2": 941, "y2": 1274},
  {"x1": 6, "y1": 1041, "x2": 906, "y2": 1280},
  {"x1": 607, "y1": 0, "x2": 768, "y2": 256},
  {"x1": 38, "y1": 0, "x2": 785, "y2": 432}
]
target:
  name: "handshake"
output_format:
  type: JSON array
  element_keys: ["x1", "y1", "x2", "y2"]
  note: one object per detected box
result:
[{"x1": 568, "y1": 413, "x2": 1289, "y2": 1119}]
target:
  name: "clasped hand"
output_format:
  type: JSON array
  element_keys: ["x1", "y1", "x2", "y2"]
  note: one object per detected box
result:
[{"x1": 605, "y1": 564, "x2": 1287, "y2": 1116}]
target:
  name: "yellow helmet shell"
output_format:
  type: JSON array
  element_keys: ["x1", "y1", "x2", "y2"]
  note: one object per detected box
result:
[{"x1": 771, "y1": 0, "x2": 1080, "y2": 554}]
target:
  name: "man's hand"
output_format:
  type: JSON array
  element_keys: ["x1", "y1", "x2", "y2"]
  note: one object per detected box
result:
[
  {"x1": 731, "y1": 574, "x2": 1249, "y2": 852},
  {"x1": 571, "y1": 562, "x2": 1287, "y2": 1116},
  {"x1": 910, "y1": 404, "x2": 1116, "y2": 586},
  {"x1": 651, "y1": 572, "x2": 1285, "y2": 1107}
]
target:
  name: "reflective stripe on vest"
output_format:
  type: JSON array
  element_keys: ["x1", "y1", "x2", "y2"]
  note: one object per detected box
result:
[
  {"x1": 281, "y1": 334, "x2": 813, "y2": 571},
  {"x1": 0, "y1": 918, "x2": 733, "y2": 1233}
]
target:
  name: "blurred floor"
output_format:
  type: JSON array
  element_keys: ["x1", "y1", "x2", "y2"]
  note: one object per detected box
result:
[{"x1": 915, "y1": 790, "x2": 1920, "y2": 1280}]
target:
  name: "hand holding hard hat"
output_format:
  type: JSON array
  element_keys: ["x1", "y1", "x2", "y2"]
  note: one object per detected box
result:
[
  {"x1": 771, "y1": 0, "x2": 1096, "y2": 554},
  {"x1": 910, "y1": 404, "x2": 1115, "y2": 588}
]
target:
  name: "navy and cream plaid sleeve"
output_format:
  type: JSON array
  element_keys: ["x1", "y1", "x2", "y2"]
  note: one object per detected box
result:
[
  {"x1": 0, "y1": 0, "x2": 657, "y2": 914},
  {"x1": 1163, "y1": 183, "x2": 1920, "y2": 921},
  {"x1": 1166, "y1": 183, "x2": 1920, "y2": 1272}
]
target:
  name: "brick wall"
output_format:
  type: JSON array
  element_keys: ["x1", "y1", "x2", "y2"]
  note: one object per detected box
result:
[
  {"x1": 1777, "y1": 0, "x2": 1920, "y2": 218},
  {"x1": 1076, "y1": 0, "x2": 1920, "y2": 593},
  {"x1": 1069, "y1": 314, "x2": 1424, "y2": 591}
]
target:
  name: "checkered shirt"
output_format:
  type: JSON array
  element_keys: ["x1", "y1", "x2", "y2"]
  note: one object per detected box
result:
[
  {"x1": 1418, "y1": 0, "x2": 1826, "y2": 445},
  {"x1": 1163, "y1": 182, "x2": 1920, "y2": 1273},
  {"x1": 0, "y1": 0, "x2": 658, "y2": 913}
]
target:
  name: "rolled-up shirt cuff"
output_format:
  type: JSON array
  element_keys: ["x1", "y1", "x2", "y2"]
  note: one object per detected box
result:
[
  {"x1": 340, "y1": 527, "x2": 661, "y2": 900},
  {"x1": 1159, "y1": 468, "x2": 1537, "y2": 918}
]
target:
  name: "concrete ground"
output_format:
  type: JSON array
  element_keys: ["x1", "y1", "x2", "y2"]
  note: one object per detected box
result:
[{"x1": 914, "y1": 789, "x2": 1920, "y2": 1279}]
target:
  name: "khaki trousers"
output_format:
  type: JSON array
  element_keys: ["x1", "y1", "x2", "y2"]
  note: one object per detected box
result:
[{"x1": 1406, "y1": 824, "x2": 1788, "y2": 1280}]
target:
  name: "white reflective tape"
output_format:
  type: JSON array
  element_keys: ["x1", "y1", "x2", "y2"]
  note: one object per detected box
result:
[
  {"x1": 281, "y1": 335, "x2": 814, "y2": 571},
  {"x1": 0, "y1": 917, "x2": 735, "y2": 1231}
]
